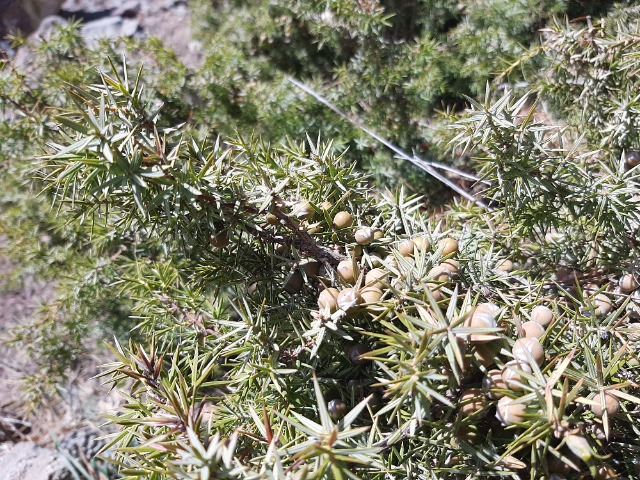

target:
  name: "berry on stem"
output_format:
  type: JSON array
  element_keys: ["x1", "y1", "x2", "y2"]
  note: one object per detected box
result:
[
  {"x1": 328, "y1": 399, "x2": 348, "y2": 420},
  {"x1": 531, "y1": 305, "x2": 553, "y2": 326},
  {"x1": 360, "y1": 287, "x2": 382, "y2": 304},
  {"x1": 333, "y1": 211, "x2": 353, "y2": 229},
  {"x1": 482, "y1": 369, "x2": 507, "y2": 399},
  {"x1": 266, "y1": 213, "x2": 279, "y2": 225},
  {"x1": 438, "y1": 237, "x2": 458, "y2": 256},
  {"x1": 465, "y1": 309, "x2": 499, "y2": 343},
  {"x1": 337, "y1": 288, "x2": 363, "y2": 311},
  {"x1": 209, "y1": 231, "x2": 230, "y2": 248},
  {"x1": 413, "y1": 236, "x2": 430, "y2": 251},
  {"x1": 355, "y1": 226, "x2": 375, "y2": 245},
  {"x1": 591, "y1": 392, "x2": 620, "y2": 417},
  {"x1": 496, "y1": 396, "x2": 527, "y2": 425},
  {"x1": 501, "y1": 360, "x2": 533, "y2": 391},
  {"x1": 337, "y1": 260, "x2": 357, "y2": 283},
  {"x1": 365, "y1": 268, "x2": 387, "y2": 287},
  {"x1": 398, "y1": 239, "x2": 415, "y2": 257},
  {"x1": 620, "y1": 274, "x2": 639, "y2": 293},
  {"x1": 441, "y1": 258, "x2": 459, "y2": 275},
  {"x1": 293, "y1": 200, "x2": 314, "y2": 220},
  {"x1": 496, "y1": 259, "x2": 514, "y2": 272},
  {"x1": 512, "y1": 337, "x2": 544, "y2": 366},
  {"x1": 521, "y1": 321, "x2": 545, "y2": 339},
  {"x1": 459, "y1": 388, "x2": 487, "y2": 417},
  {"x1": 318, "y1": 288, "x2": 340, "y2": 312}
]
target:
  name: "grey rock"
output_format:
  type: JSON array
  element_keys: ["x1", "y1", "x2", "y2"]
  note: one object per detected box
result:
[
  {"x1": 0, "y1": 416, "x2": 31, "y2": 443},
  {"x1": 137, "y1": 0, "x2": 184, "y2": 15},
  {"x1": 81, "y1": 16, "x2": 139, "y2": 45},
  {"x1": 0, "y1": 442, "x2": 72, "y2": 480},
  {"x1": 112, "y1": 0, "x2": 140, "y2": 17},
  {"x1": 121, "y1": 18, "x2": 139, "y2": 37},
  {"x1": 0, "y1": 427, "x2": 106, "y2": 480},
  {"x1": 58, "y1": 426, "x2": 105, "y2": 460},
  {"x1": 60, "y1": 0, "x2": 123, "y2": 14},
  {"x1": 138, "y1": 7, "x2": 203, "y2": 68},
  {"x1": 0, "y1": 0, "x2": 65, "y2": 37}
]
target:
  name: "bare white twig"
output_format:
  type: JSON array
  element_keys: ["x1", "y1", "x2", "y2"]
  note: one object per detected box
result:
[{"x1": 287, "y1": 77, "x2": 491, "y2": 210}]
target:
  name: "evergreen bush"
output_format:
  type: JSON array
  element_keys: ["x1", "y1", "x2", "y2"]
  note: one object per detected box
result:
[{"x1": 1, "y1": 2, "x2": 640, "y2": 479}]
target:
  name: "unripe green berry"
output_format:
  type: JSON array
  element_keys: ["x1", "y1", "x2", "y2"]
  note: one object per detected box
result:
[
  {"x1": 413, "y1": 236, "x2": 430, "y2": 251},
  {"x1": 592, "y1": 293, "x2": 612, "y2": 317},
  {"x1": 496, "y1": 259, "x2": 513, "y2": 272},
  {"x1": 266, "y1": 213, "x2": 279, "y2": 225},
  {"x1": 465, "y1": 310, "x2": 498, "y2": 343},
  {"x1": 482, "y1": 369, "x2": 507, "y2": 399},
  {"x1": 475, "y1": 302, "x2": 500, "y2": 316},
  {"x1": 473, "y1": 342, "x2": 501, "y2": 367},
  {"x1": 383, "y1": 255, "x2": 398, "y2": 270},
  {"x1": 365, "y1": 268, "x2": 387, "y2": 287},
  {"x1": 427, "y1": 286, "x2": 444, "y2": 302},
  {"x1": 441, "y1": 258, "x2": 459, "y2": 275},
  {"x1": 459, "y1": 388, "x2": 487, "y2": 417},
  {"x1": 428, "y1": 265, "x2": 451, "y2": 283}
]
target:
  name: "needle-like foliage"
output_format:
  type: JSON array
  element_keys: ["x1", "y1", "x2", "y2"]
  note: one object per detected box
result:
[{"x1": 2, "y1": 3, "x2": 640, "y2": 480}]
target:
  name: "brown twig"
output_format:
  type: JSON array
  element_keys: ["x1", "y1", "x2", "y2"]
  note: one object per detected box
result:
[{"x1": 196, "y1": 192, "x2": 346, "y2": 266}]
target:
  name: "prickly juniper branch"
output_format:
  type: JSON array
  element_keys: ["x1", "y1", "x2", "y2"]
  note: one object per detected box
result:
[{"x1": 197, "y1": 192, "x2": 346, "y2": 266}]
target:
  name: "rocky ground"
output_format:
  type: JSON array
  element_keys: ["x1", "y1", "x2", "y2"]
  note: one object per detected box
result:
[
  {"x1": 2, "y1": 0, "x2": 203, "y2": 68},
  {"x1": 59, "y1": 0, "x2": 203, "y2": 68},
  {"x1": 0, "y1": 1, "x2": 204, "y2": 477}
]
